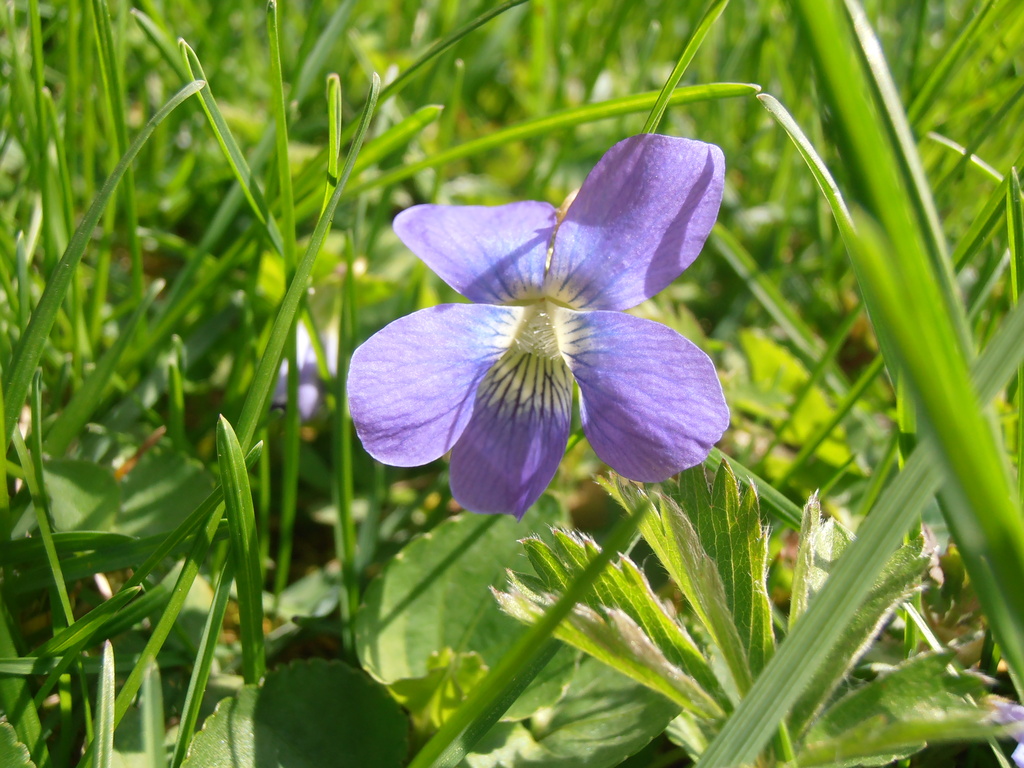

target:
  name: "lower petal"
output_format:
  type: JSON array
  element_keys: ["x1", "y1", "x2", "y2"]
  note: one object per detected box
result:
[
  {"x1": 557, "y1": 309, "x2": 728, "y2": 482},
  {"x1": 449, "y1": 351, "x2": 573, "y2": 518},
  {"x1": 348, "y1": 303, "x2": 522, "y2": 466}
]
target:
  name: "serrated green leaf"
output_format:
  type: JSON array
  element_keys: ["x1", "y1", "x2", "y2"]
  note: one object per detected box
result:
[
  {"x1": 181, "y1": 660, "x2": 407, "y2": 768},
  {"x1": 788, "y1": 530, "x2": 928, "y2": 736},
  {"x1": 797, "y1": 654, "x2": 992, "y2": 767},
  {"x1": 497, "y1": 575, "x2": 723, "y2": 719},
  {"x1": 499, "y1": 526, "x2": 727, "y2": 717},
  {"x1": 618, "y1": 475, "x2": 753, "y2": 695},
  {"x1": 463, "y1": 657, "x2": 678, "y2": 768},
  {"x1": 512, "y1": 527, "x2": 724, "y2": 700},
  {"x1": 679, "y1": 462, "x2": 774, "y2": 676},
  {"x1": 0, "y1": 722, "x2": 36, "y2": 768},
  {"x1": 788, "y1": 495, "x2": 821, "y2": 630},
  {"x1": 809, "y1": 652, "x2": 987, "y2": 741}
]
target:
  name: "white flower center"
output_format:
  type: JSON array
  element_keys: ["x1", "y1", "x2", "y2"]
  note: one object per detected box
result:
[{"x1": 510, "y1": 301, "x2": 563, "y2": 359}]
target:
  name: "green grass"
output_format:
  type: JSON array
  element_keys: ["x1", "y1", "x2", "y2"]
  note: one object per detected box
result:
[{"x1": 1, "y1": 0, "x2": 1023, "y2": 766}]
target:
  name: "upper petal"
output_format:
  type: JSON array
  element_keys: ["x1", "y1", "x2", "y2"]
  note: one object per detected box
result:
[
  {"x1": 556, "y1": 308, "x2": 728, "y2": 481},
  {"x1": 394, "y1": 201, "x2": 556, "y2": 304},
  {"x1": 449, "y1": 350, "x2": 573, "y2": 519},
  {"x1": 348, "y1": 303, "x2": 523, "y2": 466},
  {"x1": 544, "y1": 134, "x2": 724, "y2": 310}
]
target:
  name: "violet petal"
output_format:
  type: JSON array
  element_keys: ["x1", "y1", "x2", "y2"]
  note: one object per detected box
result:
[
  {"x1": 394, "y1": 201, "x2": 555, "y2": 304},
  {"x1": 449, "y1": 351, "x2": 573, "y2": 518},
  {"x1": 545, "y1": 134, "x2": 724, "y2": 311},
  {"x1": 558, "y1": 308, "x2": 729, "y2": 481},
  {"x1": 348, "y1": 303, "x2": 522, "y2": 466}
]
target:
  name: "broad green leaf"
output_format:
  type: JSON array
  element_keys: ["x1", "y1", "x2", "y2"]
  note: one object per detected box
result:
[
  {"x1": 798, "y1": 654, "x2": 991, "y2": 767},
  {"x1": 356, "y1": 509, "x2": 560, "y2": 684},
  {"x1": 788, "y1": 521, "x2": 927, "y2": 737},
  {"x1": 390, "y1": 649, "x2": 490, "y2": 738},
  {"x1": 672, "y1": 462, "x2": 775, "y2": 677},
  {"x1": 407, "y1": 495, "x2": 651, "y2": 768},
  {"x1": 798, "y1": 715, "x2": 1001, "y2": 768},
  {"x1": 117, "y1": 449, "x2": 214, "y2": 538},
  {"x1": 181, "y1": 660, "x2": 407, "y2": 768},
  {"x1": 14, "y1": 459, "x2": 120, "y2": 536},
  {"x1": 463, "y1": 657, "x2": 678, "y2": 768},
  {"x1": 0, "y1": 723, "x2": 36, "y2": 768},
  {"x1": 500, "y1": 644, "x2": 576, "y2": 722}
]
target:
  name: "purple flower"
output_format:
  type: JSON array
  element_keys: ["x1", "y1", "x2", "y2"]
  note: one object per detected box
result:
[
  {"x1": 274, "y1": 321, "x2": 337, "y2": 422},
  {"x1": 996, "y1": 701, "x2": 1024, "y2": 767},
  {"x1": 348, "y1": 134, "x2": 729, "y2": 518}
]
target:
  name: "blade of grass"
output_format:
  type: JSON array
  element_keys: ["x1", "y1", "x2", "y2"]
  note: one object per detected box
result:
[
  {"x1": 952, "y1": 143, "x2": 1024, "y2": 269},
  {"x1": 14, "y1": 375, "x2": 73, "y2": 625},
  {"x1": 94, "y1": 641, "x2": 115, "y2": 768},
  {"x1": 378, "y1": 0, "x2": 527, "y2": 104},
  {"x1": 935, "y1": 80, "x2": 1024, "y2": 193},
  {"x1": 710, "y1": 224, "x2": 828, "y2": 365},
  {"x1": 347, "y1": 83, "x2": 759, "y2": 197},
  {"x1": 905, "y1": 0, "x2": 1000, "y2": 127},
  {"x1": 829, "y1": 0, "x2": 1024, "y2": 677},
  {"x1": 216, "y1": 416, "x2": 265, "y2": 684},
  {"x1": 841, "y1": 0, "x2": 967, "y2": 352},
  {"x1": 27, "y1": 0, "x2": 56, "y2": 270},
  {"x1": 170, "y1": 561, "x2": 233, "y2": 768},
  {"x1": 119, "y1": 441, "x2": 262, "y2": 593},
  {"x1": 137, "y1": 0, "x2": 355, "y2": 344},
  {"x1": 326, "y1": 77, "x2": 359, "y2": 661},
  {"x1": 776, "y1": 356, "x2": 884, "y2": 487},
  {"x1": 75, "y1": 438, "x2": 248, "y2": 767},
  {"x1": 91, "y1": 0, "x2": 143, "y2": 304},
  {"x1": 758, "y1": 299, "x2": 864, "y2": 467},
  {"x1": 140, "y1": 662, "x2": 166, "y2": 768},
  {"x1": 44, "y1": 279, "x2": 164, "y2": 455},
  {"x1": 1, "y1": 80, "x2": 204, "y2": 451},
  {"x1": 0, "y1": 368, "x2": 9, "y2": 544},
  {"x1": 1009, "y1": 168, "x2": 1024, "y2": 508},
  {"x1": 642, "y1": 0, "x2": 729, "y2": 133},
  {"x1": 233, "y1": 73, "x2": 380, "y2": 451},
  {"x1": 178, "y1": 40, "x2": 285, "y2": 258},
  {"x1": 31, "y1": 587, "x2": 142, "y2": 659},
  {"x1": 267, "y1": 0, "x2": 301, "y2": 604},
  {"x1": 166, "y1": 337, "x2": 187, "y2": 452},
  {"x1": 322, "y1": 73, "x2": 342, "y2": 208},
  {"x1": 266, "y1": 0, "x2": 297, "y2": 269}
]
